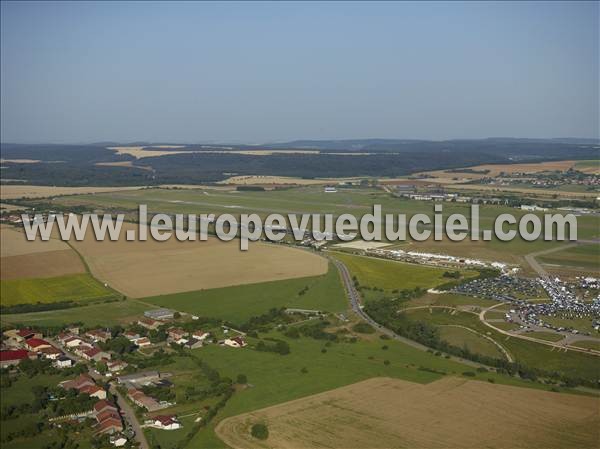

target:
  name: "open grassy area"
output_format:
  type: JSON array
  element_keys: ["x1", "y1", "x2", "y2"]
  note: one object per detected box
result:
[
  {"x1": 538, "y1": 244, "x2": 600, "y2": 272},
  {"x1": 402, "y1": 308, "x2": 599, "y2": 381},
  {"x1": 142, "y1": 263, "x2": 346, "y2": 325},
  {"x1": 331, "y1": 252, "x2": 467, "y2": 295},
  {"x1": 0, "y1": 273, "x2": 119, "y2": 307},
  {"x1": 438, "y1": 326, "x2": 505, "y2": 359},
  {"x1": 541, "y1": 316, "x2": 598, "y2": 334},
  {"x1": 524, "y1": 331, "x2": 565, "y2": 342},
  {"x1": 570, "y1": 340, "x2": 600, "y2": 351},
  {"x1": 0, "y1": 298, "x2": 149, "y2": 327},
  {"x1": 183, "y1": 329, "x2": 582, "y2": 448},
  {"x1": 47, "y1": 185, "x2": 600, "y2": 266}
]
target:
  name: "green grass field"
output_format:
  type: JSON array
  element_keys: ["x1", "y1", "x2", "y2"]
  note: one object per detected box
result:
[
  {"x1": 182, "y1": 329, "x2": 580, "y2": 448},
  {"x1": 0, "y1": 273, "x2": 119, "y2": 307},
  {"x1": 542, "y1": 316, "x2": 598, "y2": 334},
  {"x1": 47, "y1": 185, "x2": 600, "y2": 265},
  {"x1": 332, "y1": 252, "x2": 468, "y2": 296},
  {"x1": 142, "y1": 263, "x2": 346, "y2": 324},
  {"x1": 402, "y1": 307, "x2": 599, "y2": 381},
  {"x1": 570, "y1": 340, "x2": 600, "y2": 351},
  {"x1": 538, "y1": 244, "x2": 599, "y2": 272},
  {"x1": 0, "y1": 298, "x2": 149, "y2": 327},
  {"x1": 437, "y1": 325, "x2": 505, "y2": 359},
  {"x1": 524, "y1": 331, "x2": 565, "y2": 342}
]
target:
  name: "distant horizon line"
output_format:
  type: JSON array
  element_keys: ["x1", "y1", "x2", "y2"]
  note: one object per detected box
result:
[{"x1": 2, "y1": 136, "x2": 599, "y2": 146}]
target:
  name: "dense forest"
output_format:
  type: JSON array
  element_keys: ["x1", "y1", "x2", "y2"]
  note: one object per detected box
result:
[{"x1": 1, "y1": 139, "x2": 598, "y2": 186}]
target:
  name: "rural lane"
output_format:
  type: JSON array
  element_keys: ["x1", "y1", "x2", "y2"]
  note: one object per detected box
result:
[{"x1": 110, "y1": 385, "x2": 150, "y2": 449}]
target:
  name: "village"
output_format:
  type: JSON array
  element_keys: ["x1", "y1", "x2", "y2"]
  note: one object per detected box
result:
[{"x1": 0, "y1": 308, "x2": 250, "y2": 447}]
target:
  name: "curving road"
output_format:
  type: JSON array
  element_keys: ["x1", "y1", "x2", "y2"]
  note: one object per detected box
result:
[{"x1": 330, "y1": 257, "x2": 484, "y2": 368}]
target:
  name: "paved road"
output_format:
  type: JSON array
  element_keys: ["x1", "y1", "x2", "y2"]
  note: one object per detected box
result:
[
  {"x1": 330, "y1": 257, "x2": 484, "y2": 369},
  {"x1": 524, "y1": 239, "x2": 599, "y2": 278},
  {"x1": 110, "y1": 385, "x2": 150, "y2": 449}
]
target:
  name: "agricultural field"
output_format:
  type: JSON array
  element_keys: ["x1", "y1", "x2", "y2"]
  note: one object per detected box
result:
[
  {"x1": 1, "y1": 224, "x2": 85, "y2": 280},
  {"x1": 331, "y1": 252, "x2": 475, "y2": 297},
  {"x1": 574, "y1": 159, "x2": 600, "y2": 174},
  {"x1": 571, "y1": 340, "x2": 600, "y2": 351},
  {"x1": 0, "y1": 273, "x2": 118, "y2": 307},
  {"x1": 0, "y1": 184, "x2": 143, "y2": 199},
  {"x1": 216, "y1": 376, "x2": 599, "y2": 449},
  {"x1": 143, "y1": 262, "x2": 346, "y2": 324},
  {"x1": 67, "y1": 222, "x2": 328, "y2": 298},
  {"x1": 44, "y1": 185, "x2": 600, "y2": 271},
  {"x1": 0, "y1": 298, "x2": 149, "y2": 327}
]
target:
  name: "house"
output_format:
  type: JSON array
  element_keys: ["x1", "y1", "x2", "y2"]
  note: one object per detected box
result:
[
  {"x1": 183, "y1": 338, "x2": 203, "y2": 349},
  {"x1": 109, "y1": 435, "x2": 128, "y2": 447},
  {"x1": 82, "y1": 347, "x2": 111, "y2": 362},
  {"x1": 144, "y1": 308, "x2": 175, "y2": 321},
  {"x1": 192, "y1": 330, "x2": 210, "y2": 341},
  {"x1": 72, "y1": 342, "x2": 94, "y2": 356},
  {"x1": 107, "y1": 360, "x2": 128, "y2": 373},
  {"x1": 85, "y1": 329, "x2": 112, "y2": 343},
  {"x1": 135, "y1": 337, "x2": 152, "y2": 348},
  {"x1": 55, "y1": 356, "x2": 75, "y2": 369},
  {"x1": 39, "y1": 346, "x2": 62, "y2": 360},
  {"x1": 123, "y1": 331, "x2": 140, "y2": 342},
  {"x1": 153, "y1": 415, "x2": 182, "y2": 430},
  {"x1": 63, "y1": 336, "x2": 84, "y2": 348},
  {"x1": 3, "y1": 328, "x2": 42, "y2": 344},
  {"x1": 95, "y1": 417, "x2": 124, "y2": 435},
  {"x1": 224, "y1": 337, "x2": 247, "y2": 348},
  {"x1": 0, "y1": 349, "x2": 33, "y2": 368},
  {"x1": 127, "y1": 388, "x2": 163, "y2": 411},
  {"x1": 167, "y1": 328, "x2": 188, "y2": 340},
  {"x1": 80, "y1": 384, "x2": 108, "y2": 400},
  {"x1": 137, "y1": 318, "x2": 160, "y2": 330},
  {"x1": 60, "y1": 374, "x2": 96, "y2": 391},
  {"x1": 25, "y1": 338, "x2": 52, "y2": 352},
  {"x1": 94, "y1": 399, "x2": 118, "y2": 415},
  {"x1": 173, "y1": 337, "x2": 189, "y2": 345},
  {"x1": 66, "y1": 326, "x2": 80, "y2": 335}
]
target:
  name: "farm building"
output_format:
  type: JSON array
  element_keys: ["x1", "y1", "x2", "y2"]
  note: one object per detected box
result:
[
  {"x1": 224, "y1": 337, "x2": 247, "y2": 348},
  {"x1": 144, "y1": 308, "x2": 175, "y2": 321},
  {"x1": 25, "y1": 338, "x2": 52, "y2": 352},
  {"x1": 137, "y1": 318, "x2": 161, "y2": 330}
]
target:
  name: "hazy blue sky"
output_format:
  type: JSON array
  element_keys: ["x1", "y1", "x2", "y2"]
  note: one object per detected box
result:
[{"x1": 1, "y1": 1, "x2": 598, "y2": 143}]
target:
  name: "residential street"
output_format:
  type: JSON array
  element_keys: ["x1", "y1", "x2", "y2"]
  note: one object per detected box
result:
[{"x1": 110, "y1": 385, "x2": 150, "y2": 449}]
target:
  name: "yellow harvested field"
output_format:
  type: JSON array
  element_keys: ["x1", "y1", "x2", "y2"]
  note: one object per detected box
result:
[
  {"x1": 0, "y1": 225, "x2": 70, "y2": 257},
  {"x1": 216, "y1": 377, "x2": 600, "y2": 449},
  {"x1": 108, "y1": 146, "x2": 193, "y2": 158},
  {"x1": 418, "y1": 160, "x2": 579, "y2": 184},
  {"x1": 0, "y1": 158, "x2": 42, "y2": 164},
  {"x1": 1, "y1": 250, "x2": 85, "y2": 280},
  {"x1": 68, "y1": 223, "x2": 328, "y2": 297},
  {"x1": 0, "y1": 185, "x2": 143, "y2": 200},
  {"x1": 0, "y1": 226, "x2": 85, "y2": 279}
]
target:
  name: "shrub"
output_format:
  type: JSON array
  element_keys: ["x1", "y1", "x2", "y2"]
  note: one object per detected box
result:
[{"x1": 251, "y1": 423, "x2": 269, "y2": 440}]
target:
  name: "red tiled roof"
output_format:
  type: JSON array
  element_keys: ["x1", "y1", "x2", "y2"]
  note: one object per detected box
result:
[
  {"x1": 80, "y1": 385, "x2": 104, "y2": 395},
  {"x1": 84, "y1": 348, "x2": 101, "y2": 358},
  {"x1": 94, "y1": 399, "x2": 117, "y2": 413},
  {"x1": 0, "y1": 350, "x2": 30, "y2": 361},
  {"x1": 154, "y1": 415, "x2": 176, "y2": 425},
  {"x1": 26, "y1": 338, "x2": 50, "y2": 348},
  {"x1": 17, "y1": 328, "x2": 36, "y2": 337},
  {"x1": 96, "y1": 409, "x2": 120, "y2": 423}
]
